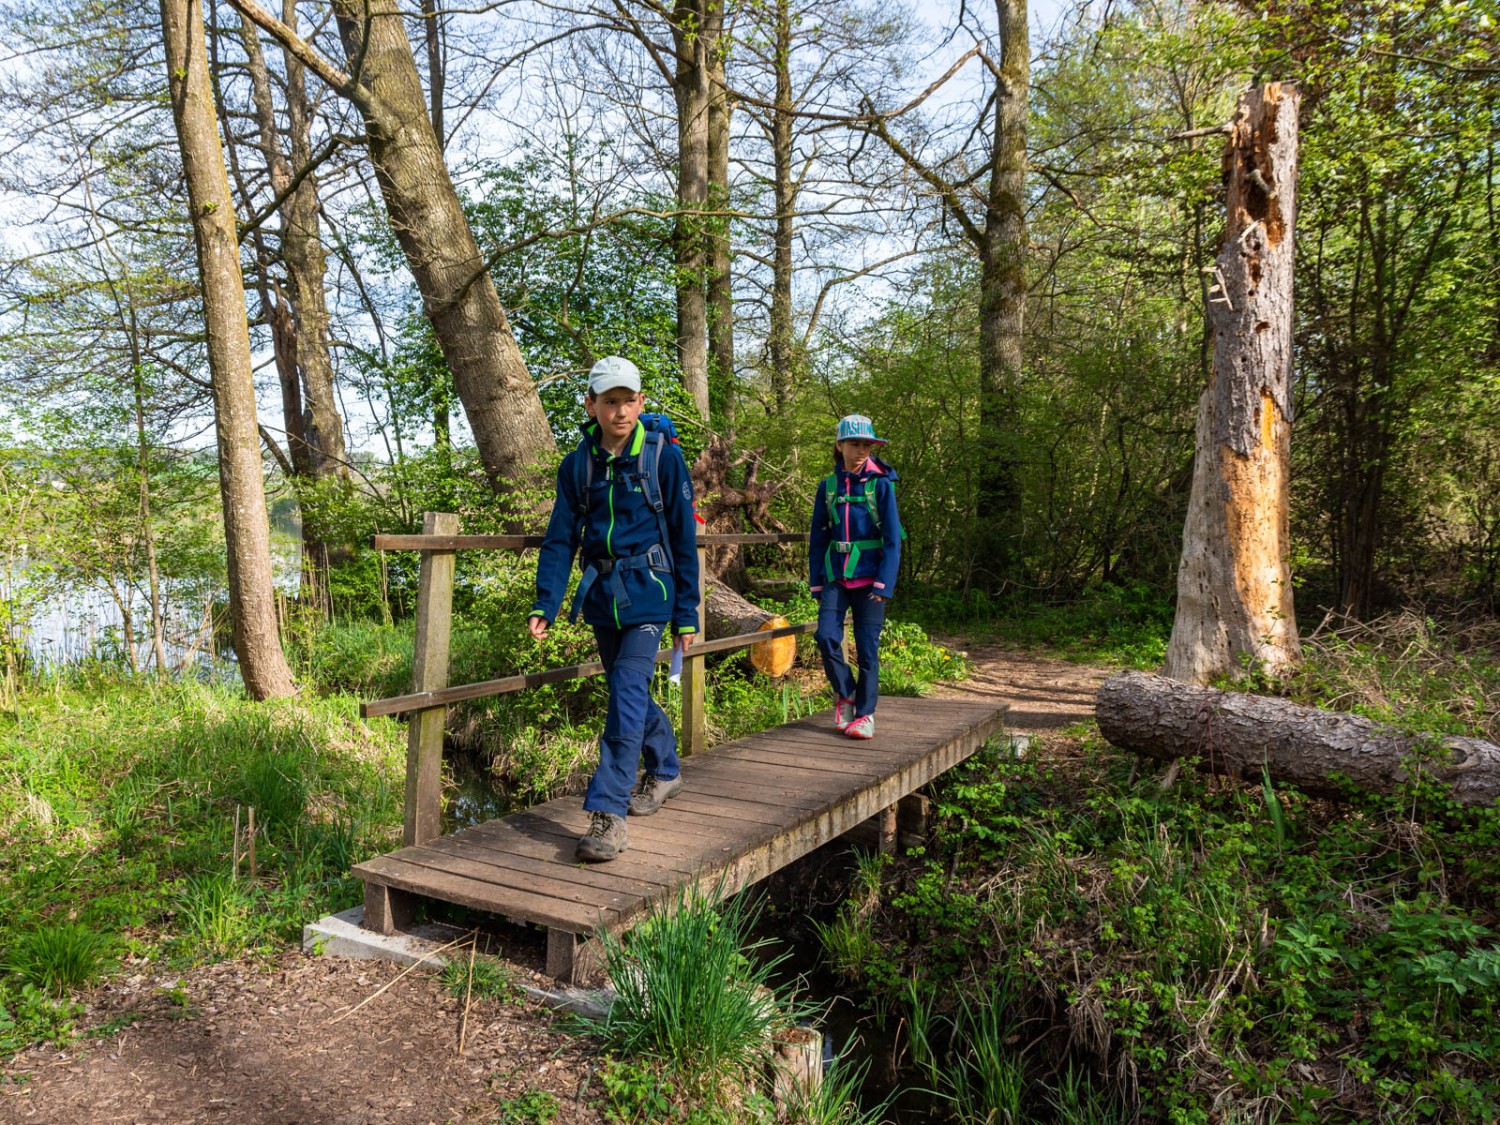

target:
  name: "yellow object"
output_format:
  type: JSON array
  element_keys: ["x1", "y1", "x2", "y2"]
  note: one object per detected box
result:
[{"x1": 750, "y1": 614, "x2": 796, "y2": 678}]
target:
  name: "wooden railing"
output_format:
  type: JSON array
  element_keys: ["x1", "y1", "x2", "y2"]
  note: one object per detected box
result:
[{"x1": 362, "y1": 512, "x2": 814, "y2": 847}]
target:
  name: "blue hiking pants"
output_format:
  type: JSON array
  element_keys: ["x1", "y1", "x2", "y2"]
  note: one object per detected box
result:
[
  {"x1": 583, "y1": 622, "x2": 680, "y2": 817},
  {"x1": 814, "y1": 585, "x2": 886, "y2": 719}
]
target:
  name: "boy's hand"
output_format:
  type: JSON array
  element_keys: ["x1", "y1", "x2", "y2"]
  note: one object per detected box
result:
[
  {"x1": 674, "y1": 632, "x2": 696, "y2": 653},
  {"x1": 528, "y1": 615, "x2": 550, "y2": 641}
]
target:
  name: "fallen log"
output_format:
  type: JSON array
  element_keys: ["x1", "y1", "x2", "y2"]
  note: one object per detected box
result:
[{"x1": 1095, "y1": 670, "x2": 1500, "y2": 807}]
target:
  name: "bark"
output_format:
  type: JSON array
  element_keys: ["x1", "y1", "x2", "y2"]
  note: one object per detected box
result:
[
  {"x1": 704, "y1": 582, "x2": 773, "y2": 637},
  {"x1": 329, "y1": 0, "x2": 555, "y2": 487},
  {"x1": 1097, "y1": 670, "x2": 1500, "y2": 808},
  {"x1": 706, "y1": 23, "x2": 734, "y2": 428},
  {"x1": 766, "y1": 0, "x2": 795, "y2": 415},
  {"x1": 280, "y1": 0, "x2": 347, "y2": 486},
  {"x1": 239, "y1": 7, "x2": 348, "y2": 606},
  {"x1": 971, "y1": 0, "x2": 1028, "y2": 592},
  {"x1": 671, "y1": 0, "x2": 715, "y2": 423},
  {"x1": 161, "y1": 0, "x2": 296, "y2": 699},
  {"x1": 230, "y1": 0, "x2": 556, "y2": 489},
  {"x1": 1163, "y1": 83, "x2": 1302, "y2": 684}
]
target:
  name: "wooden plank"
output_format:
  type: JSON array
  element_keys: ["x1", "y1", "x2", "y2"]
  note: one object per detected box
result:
[
  {"x1": 680, "y1": 543, "x2": 709, "y2": 756},
  {"x1": 363, "y1": 880, "x2": 417, "y2": 935},
  {"x1": 360, "y1": 622, "x2": 816, "y2": 718},
  {"x1": 447, "y1": 822, "x2": 705, "y2": 882},
  {"x1": 373, "y1": 532, "x2": 808, "y2": 551},
  {"x1": 404, "y1": 511, "x2": 457, "y2": 846},
  {"x1": 353, "y1": 699, "x2": 1010, "y2": 958},
  {"x1": 355, "y1": 853, "x2": 615, "y2": 931},
  {"x1": 397, "y1": 839, "x2": 648, "y2": 913}
]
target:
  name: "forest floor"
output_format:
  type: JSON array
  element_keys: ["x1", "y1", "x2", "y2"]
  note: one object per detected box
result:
[{"x1": 0, "y1": 645, "x2": 1111, "y2": 1125}]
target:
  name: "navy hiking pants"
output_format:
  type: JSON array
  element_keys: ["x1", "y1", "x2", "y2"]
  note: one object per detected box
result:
[
  {"x1": 583, "y1": 622, "x2": 680, "y2": 818},
  {"x1": 814, "y1": 585, "x2": 886, "y2": 719}
]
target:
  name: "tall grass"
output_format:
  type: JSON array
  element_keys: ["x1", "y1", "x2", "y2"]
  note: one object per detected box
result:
[{"x1": 586, "y1": 887, "x2": 803, "y2": 1095}]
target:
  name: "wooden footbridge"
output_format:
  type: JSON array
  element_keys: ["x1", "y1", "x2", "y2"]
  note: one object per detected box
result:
[{"x1": 353, "y1": 514, "x2": 1008, "y2": 982}]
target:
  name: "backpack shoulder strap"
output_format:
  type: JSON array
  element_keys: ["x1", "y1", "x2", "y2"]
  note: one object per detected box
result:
[{"x1": 638, "y1": 430, "x2": 674, "y2": 569}]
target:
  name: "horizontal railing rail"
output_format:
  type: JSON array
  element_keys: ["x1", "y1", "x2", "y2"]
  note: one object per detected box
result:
[
  {"x1": 367, "y1": 512, "x2": 814, "y2": 846},
  {"x1": 360, "y1": 621, "x2": 816, "y2": 718}
]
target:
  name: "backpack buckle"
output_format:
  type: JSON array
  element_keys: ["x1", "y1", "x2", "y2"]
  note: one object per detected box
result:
[{"x1": 832, "y1": 541, "x2": 854, "y2": 554}]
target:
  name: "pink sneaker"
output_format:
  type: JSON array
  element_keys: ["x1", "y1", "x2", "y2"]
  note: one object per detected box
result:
[
  {"x1": 845, "y1": 714, "x2": 875, "y2": 740},
  {"x1": 833, "y1": 697, "x2": 855, "y2": 731}
]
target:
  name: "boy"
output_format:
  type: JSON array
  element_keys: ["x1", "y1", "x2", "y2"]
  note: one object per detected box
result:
[{"x1": 528, "y1": 356, "x2": 699, "y2": 861}]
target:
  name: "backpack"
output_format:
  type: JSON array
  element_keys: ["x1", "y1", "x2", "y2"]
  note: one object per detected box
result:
[
  {"x1": 572, "y1": 413, "x2": 683, "y2": 566},
  {"x1": 820, "y1": 468, "x2": 906, "y2": 582}
]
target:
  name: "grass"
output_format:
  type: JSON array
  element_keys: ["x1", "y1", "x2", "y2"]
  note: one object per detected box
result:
[
  {"x1": 3, "y1": 922, "x2": 113, "y2": 995},
  {"x1": 897, "y1": 580, "x2": 1175, "y2": 668},
  {"x1": 584, "y1": 886, "x2": 801, "y2": 1097},
  {"x1": 0, "y1": 677, "x2": 406, "y2": 1040}
]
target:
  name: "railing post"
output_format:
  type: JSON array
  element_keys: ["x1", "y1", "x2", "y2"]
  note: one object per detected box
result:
[
  {"x1": 404, "y1": 511, "x2": 458, "y2": 846},
  {"x1": 680, "y1": 536, "x2": 708, "y2": 756}
]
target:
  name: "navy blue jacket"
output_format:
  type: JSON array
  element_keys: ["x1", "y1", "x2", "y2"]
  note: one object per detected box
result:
[
  {"x1": 809, "y1": 456, "x2": 902, "y2": 597},
  {"x1": 532, "y1": 420, "x2": 701, "y2": 633}
]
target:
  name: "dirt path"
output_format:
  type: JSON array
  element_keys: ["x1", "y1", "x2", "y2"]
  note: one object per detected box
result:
[
  {"x1": 2, "y1": 951, "x2": 604, "y2": 1125},
  {"x1": 931, "y1": 637, "x2": 1113, "y2": 733},
  {"x1": 2, "y1": 646, "x2": 1113, "y2": 1125}
]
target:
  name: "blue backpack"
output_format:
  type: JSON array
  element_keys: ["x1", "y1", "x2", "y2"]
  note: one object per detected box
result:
[{"x1": 566, "y1": 413, "x2": 684, "y2": 621}]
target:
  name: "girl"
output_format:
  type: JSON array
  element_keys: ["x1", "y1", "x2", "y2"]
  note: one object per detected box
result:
[{"x1": 809, "y1": 415, "x2": 903, "y2": 739}]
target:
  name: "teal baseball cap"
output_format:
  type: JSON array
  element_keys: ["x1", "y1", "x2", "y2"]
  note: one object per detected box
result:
[{"x1": 836, "y1": 414, "x2": 887, "y2": 445}]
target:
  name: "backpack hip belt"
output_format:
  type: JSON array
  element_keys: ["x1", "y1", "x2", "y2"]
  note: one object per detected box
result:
[
  {"x1": 824, "y1": 538, "x2": 884, "y2": 582},
  {"x1": 570, "y1": 543, "x2": 671, "y2": 622}
]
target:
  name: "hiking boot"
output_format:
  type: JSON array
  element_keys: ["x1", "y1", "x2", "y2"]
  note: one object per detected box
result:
[
  {"x1": 628, "y1": 772, "x2": 684, "y2": 816},
  {"x1": 576, "y1": 811, "x2": 628, "y2": 862},
  {"x1": 833, "y1": 697, "x2": 855, "y2": 731},
  {"x1": 845, "y1": 714, "x2": 875, "y2": 740}
]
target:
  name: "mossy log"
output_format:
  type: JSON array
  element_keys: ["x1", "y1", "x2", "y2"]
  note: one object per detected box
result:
[{"x1": 1096, "y1": 670, "x2": 1500, "y2": 807}]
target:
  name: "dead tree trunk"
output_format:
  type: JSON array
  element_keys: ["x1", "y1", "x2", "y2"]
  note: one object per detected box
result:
[
  {"x1": 1096, "y1": 671, "x2": 1500, "y2": 807},
  {"x1": 162, "y1": 0, "x2": 295, "y2": 699},
  {"x1": 1163, "y1": 82, "x2": 1302, "y2": 684}
]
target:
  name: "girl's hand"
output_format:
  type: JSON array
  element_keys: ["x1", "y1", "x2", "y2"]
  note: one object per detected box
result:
[{"x1": 869, "y1": 593, "x2": 889, "y2": 604}]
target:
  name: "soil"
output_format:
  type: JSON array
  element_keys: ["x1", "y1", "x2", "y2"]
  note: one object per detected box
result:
[
  {"x1": 0, "y1": 645, "x2": 1114, "y2": 1125},
  {"x1": 2, "y1": 949, "x2": 606, "y2": 1125},
  {"x1": 930, "y1": 637, "x2": 1113, "y2": 733}
]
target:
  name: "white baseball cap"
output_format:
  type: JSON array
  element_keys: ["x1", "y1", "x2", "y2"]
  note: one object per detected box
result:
[{"x1": 587, "y1": 356, "x2": 642, "y2": 396}]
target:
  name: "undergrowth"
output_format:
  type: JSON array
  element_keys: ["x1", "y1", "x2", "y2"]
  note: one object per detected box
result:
[
  {"x1": 825, "y1": 728, "x2": 1500, "y2": 1123},
  {"x1": 0, "y1": 679, "x2": 406, "y2": 1052}
]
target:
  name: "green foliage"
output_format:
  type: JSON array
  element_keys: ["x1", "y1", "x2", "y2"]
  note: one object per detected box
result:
[
  {"x1": 440, "y1": 952, "x2": 522, "y2": 1003},
  {"x1": 3, "y1": 922, "x2": 113, "y2": 995},
  {"x1": 867, "y1": 731, "x2": 1500, "y2": 1121},
  {"x1": 0, "y1": 984, "x2": 83, "y2": 1054},
  {"x1": 493, "y1": 1088, "x2": 559, "y2": 1124},
  {"x1": 0, "y1": 680, "x2": 405, "y2": 1053}
]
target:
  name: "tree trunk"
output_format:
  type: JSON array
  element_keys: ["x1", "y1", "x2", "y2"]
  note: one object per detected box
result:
[
  {"x1": 672, "y1": 0, "x2": 714, "y2": 423},
  {"x1": 161, "y1": 0, "x2": 296, "y2": 699},
  {"x1": 317, "y1": 0, "x2": 555, "y2": 487},
  {"x1": 1163, "y1": 82, "x2": 1302, "y2": 684},
  {"x1": 280, "y1": 0, "x2": 348, "y2": 486},
  {"x1": 767, "y1": 0, "x2": 795, "y2": 416},
  {"x1": 706, "y1": 17, "x2": 734, "y2": 428},
  {"x1": 1097, "y1": 671, "x2": 1500, "y2": 808},
  {"x1": 971, "y1": 0, "x2": 1028, "y2": 593}
]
